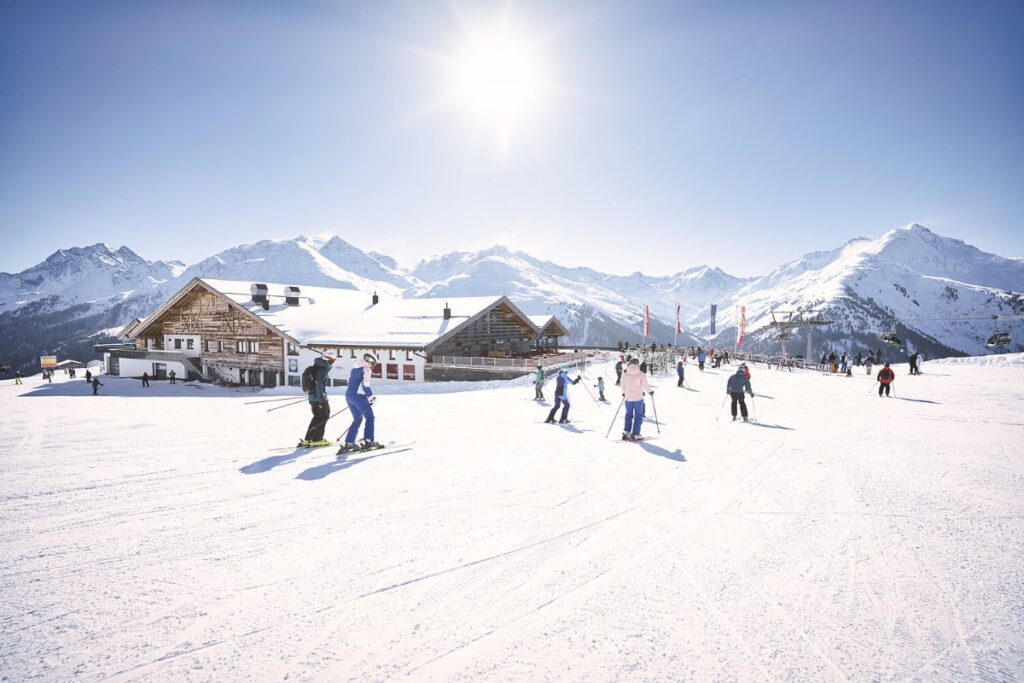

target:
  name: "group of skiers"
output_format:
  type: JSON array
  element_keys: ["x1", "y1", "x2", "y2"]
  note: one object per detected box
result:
[{"x1": 299, "y1": 352, "x2": 382, "y2": 453}]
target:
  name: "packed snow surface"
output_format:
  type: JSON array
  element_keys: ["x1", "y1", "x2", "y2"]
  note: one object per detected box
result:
[{"x1": 2, "y1": 356, "x2": 1023, "y2": 680}]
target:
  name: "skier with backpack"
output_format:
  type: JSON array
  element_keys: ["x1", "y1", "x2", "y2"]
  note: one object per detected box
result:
[
  {"x1": 876, "y1": 363, "x2": 895, "y2": 397},
  {"x1": 300, "y1": 354, "x2": 335, "y2": 447},
  {"x1": 726, "y1": 366, "x2": 754, "y2": 422},
  {"x1": 545, "y1": 365, "x2": 581, "y2": 424},
  {"x1": 339, "y1": 353, "x2": 383, "y2": 453},
  {"x1": 621, "y1": 358, "x2": 653, "y2": 440},
  {"x1": 676, "y1": 359, "x2": 685, "y2": 387}
]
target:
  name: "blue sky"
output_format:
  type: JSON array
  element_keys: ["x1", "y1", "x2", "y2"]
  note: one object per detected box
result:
[{"x1": 1, "y1": 0, "x2": 1021, "y2": 276}]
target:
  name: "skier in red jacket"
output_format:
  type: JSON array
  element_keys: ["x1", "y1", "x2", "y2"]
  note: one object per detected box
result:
[{"x1": 876, "y1": 363, "x2": 895, "y2": 397}]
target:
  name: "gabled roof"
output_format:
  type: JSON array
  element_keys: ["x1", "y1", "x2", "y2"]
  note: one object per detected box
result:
[
  {"x1": 126, "y1": 278, "x2": 546, "y2": 351},
  {"x1": 528, "y1": 315, "x2": 570, "y2": 337}
]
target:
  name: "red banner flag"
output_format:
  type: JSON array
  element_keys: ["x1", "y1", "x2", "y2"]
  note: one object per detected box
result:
[
  {"x1": 644, "y1": 305, "x2": 651, "y2": 339},
  {"x1": 675, "y1": 304, "x2": 682, "y2": 334},
  {"x1": 736, "y1": 305, "x2": 747, "y2": 348}
]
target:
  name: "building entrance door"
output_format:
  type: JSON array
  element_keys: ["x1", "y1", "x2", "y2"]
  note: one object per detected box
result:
[{"x1": 153, "y1": 363, "x2": 167, "y2": 380}]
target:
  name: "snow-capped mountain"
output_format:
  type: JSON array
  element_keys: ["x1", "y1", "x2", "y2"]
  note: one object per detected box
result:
[
  {"x1": 408, "y1": 245, "x2": 746, "y2": 345},
  {"x1": 177, "y1": 235, "x2": 418, "y2": 297},
  {"x1": 2, "y1": 224, "x2": 1021, "y2": 376},
  {"x1": 0, "y1": 243, "x2": 184, "y2": 314},
  {"x1": 695, "y1": 224, "x2": 1024, "y2": 357}
]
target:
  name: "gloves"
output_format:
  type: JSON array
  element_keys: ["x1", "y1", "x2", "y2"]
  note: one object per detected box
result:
[{"x1": 648, "y1": 390, "x2": 654, "y2": 396}]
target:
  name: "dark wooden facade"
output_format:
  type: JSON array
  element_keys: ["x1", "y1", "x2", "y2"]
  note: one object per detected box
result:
[{"x1": 429, "y1": 303, "x2": 537, "y2": 358}]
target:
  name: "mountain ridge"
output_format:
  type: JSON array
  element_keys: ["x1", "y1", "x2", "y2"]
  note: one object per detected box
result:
[{"x1": 1, "y1": 224, "x2": 1021, "y2": 375}]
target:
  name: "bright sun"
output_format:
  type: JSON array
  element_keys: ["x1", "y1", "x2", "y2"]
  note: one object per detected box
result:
[{"x1": 447, "y1": 26, "x2": 548, "y2": 150}]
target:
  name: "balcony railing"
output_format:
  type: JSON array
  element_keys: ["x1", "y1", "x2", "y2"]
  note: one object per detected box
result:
[{"x1": 429, "y1": 352, "x2": 588, "y2": 370}]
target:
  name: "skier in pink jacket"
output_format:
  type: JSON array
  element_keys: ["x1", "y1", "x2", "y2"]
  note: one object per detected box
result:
[{"x1": 620, "y1": 358, "x2": 653, "y2": 441}]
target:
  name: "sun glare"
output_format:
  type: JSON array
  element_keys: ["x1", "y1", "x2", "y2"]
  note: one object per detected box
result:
[{"x1": 447, "y1": 26, "x2": 548, "y2": 151}]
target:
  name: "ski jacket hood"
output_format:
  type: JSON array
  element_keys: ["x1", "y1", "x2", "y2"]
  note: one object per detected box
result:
[{"x1": 621, "y1": 364, "x2": 651, "y2": 401}]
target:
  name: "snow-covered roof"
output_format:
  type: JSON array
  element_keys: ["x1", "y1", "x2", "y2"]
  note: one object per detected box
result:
[
  {"x1": 201, "y1": 279, "x2": 522, "y2": 348},
  {"x1": 528, "y1": 315, "x2": 569, "y2": 336}
]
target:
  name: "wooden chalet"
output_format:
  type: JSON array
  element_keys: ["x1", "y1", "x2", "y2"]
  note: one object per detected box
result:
[{"x1": 107, "y1": 278, "x2": 567, "y2": 385}]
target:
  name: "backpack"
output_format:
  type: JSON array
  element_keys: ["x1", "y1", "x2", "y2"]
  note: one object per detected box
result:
[{"x1": 301, "y1": 365, "x2": 318, "y2": 394}]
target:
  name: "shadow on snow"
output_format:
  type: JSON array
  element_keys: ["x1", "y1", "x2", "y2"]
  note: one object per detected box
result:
[{"x1": 295, "y1": 448, "x2": 413, "y2": 481}]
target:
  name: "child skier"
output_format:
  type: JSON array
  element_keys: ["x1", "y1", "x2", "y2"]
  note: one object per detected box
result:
[
  {"x1": 545, "y1": 365, "x2": 581, "y2": 424},
  {"x1": 621, "y1": 358, "x2": 653, "y2": 440},
  {"x1": 595, "y1": 377, "x2": 606, "y2": 401},
  {"x1": 676, "y1": 360, "x2": 685, "y2": 387},
  {"x1": 533, "y1": 365, "x2": 545, "y2": 400},
  {"x1": 339, "y1": 353, "x2": 382, "y2": 453}
]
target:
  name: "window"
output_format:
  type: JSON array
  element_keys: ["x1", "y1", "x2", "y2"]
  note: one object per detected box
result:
[
  {"x1": 238, "y1": 369, "x2": 246, "y2": 383},
  {"x1": 288, "y1": 375, "x2": 300, "y2": 387},
  {"x1": 403, "y1": 364, "x2": 416, "y2": 381},
  {"x1": 386, "y1": 364, "x2": 398, "y2": 380},
  {"x1": 250, "y1": 341, "x2": 260, "y2": 354},
  {"x1": 287, "y1": 343, "x2": 299, "y2": 356},
  {"x1": 174, "y1": 338, "x2": 182, "y2": 350},
  {"x1": 236, "y1": 340, "x2": 245, "y2": 353},
  {"x1": 371, "y1": 363, "x2": 382, "y2": 379},
  {"x1": 186, "y1": 339, "x2": 194, "y2": 350}
]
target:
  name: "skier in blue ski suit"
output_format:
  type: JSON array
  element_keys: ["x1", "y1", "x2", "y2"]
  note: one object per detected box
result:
[
  {"x1": 545, "y1": 367, "x2": 581, "y2": 423},
  {"x1": 698, "y1": 349, "x2": 706, "y2": 371},
  {"x1": 303, "y1": 354, "x2": 335, "y2": 444},
  {"x1": 341, "y1": 353, "x2": 381, "y2": 451}
]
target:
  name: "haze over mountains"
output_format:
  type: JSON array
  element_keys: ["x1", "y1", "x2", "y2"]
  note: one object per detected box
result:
[{"x1": 1, "y1": 224, "x2": 1021, "y2": 375}]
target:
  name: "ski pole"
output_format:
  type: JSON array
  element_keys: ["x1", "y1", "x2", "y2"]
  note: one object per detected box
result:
[
  {"x1": 715, "y1": 394, "x2": 728, "y2": 421},
  {"x1": 649, "y1": 394, "x2": 661, "y2": 434},
  {"x1": 246, "y1": 396, "x2": 305, "y2": 405},
  {"x1": 605, "y1": 397, "x2": 625, "y2": 438},
  {"x1": 579, "y1": 379, "x2": 601, "y2": 406},
  {"x1": 750, "y1": 395, "x2": 757, "y2": 422},
  {"x1": 306, "y1": 403, "x2": 352, "y2": 435},
  {"x1": 267, "y1": 397, "x2": 308, "y2": 412},
  {"x1": 867, "y1": 381, "x2": 879, "y2": 395}
]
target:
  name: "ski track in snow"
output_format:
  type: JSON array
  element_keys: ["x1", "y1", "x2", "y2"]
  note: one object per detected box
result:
[{"x1": 1, "y1": 356, "x2": 1023, "y2": 681}]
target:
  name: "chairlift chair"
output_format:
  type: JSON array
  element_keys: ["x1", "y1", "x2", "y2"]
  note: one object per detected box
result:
[
  {"x1": 986, "y1": 331, "x2": 1011, "y2": 348},
  {"x1": 880, "y1": 332, "x2": 903, "y2": 346}
]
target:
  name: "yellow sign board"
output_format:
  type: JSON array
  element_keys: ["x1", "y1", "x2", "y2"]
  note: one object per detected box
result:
[{"x1": 40, "y1": 355, "x2": 57, "y2": 369}]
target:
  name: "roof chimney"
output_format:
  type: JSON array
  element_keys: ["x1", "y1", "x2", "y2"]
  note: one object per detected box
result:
[
  {"x1": 285, "y1": 285, "x2": 301, "y2": 306},
  {"x1": 250, "y1": 283, "x2": 269, "y2": 306},
  {"x1": 372, "y1": 291, "x2": 379, "y2": 306},
  {"x1": 443, "y1": 302, "x2": 451, "y2": 320}
]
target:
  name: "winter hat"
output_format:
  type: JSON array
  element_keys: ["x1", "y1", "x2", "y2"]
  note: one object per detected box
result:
[
  {"x1": 322, "y1": 353, "x2": 336, "y2": 363},
  {"x1": 628, "y1": 358, "x2": 640, "y2": 366},
  {"x1": 363, "y1": 353, "x2": 378, "y2": 364}
]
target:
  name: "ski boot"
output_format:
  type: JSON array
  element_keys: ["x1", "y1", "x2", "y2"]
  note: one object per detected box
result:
[
  {"x1": 359, "y1": 439, "x2": 385, "y2": 451},
  {"x1": 336, "y1": 442, "x2": 360, "y2": 456},
  {"x1": 622, "y1": 431, "x2": 630, "y2": 441},
  {"x1": 558, "y1": 418, "x2": 570, "y2": 424},
  {"x1": 629, "y1": 433, "x2": 642, "y2": 441},
  {"x1": 742, "y1": 417, "x2": 749, "y2": 422},
  {"x1": 544, "y1": 417, "x2": 556, "y2": 424}
]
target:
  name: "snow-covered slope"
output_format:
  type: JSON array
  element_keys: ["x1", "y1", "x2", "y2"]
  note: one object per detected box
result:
[
  {"x1": 3, "y1": 357, "x2": 1022, "y2": 679},
  {"x1": 696, "y1": 224, "x2": 1024, "y2": 357}
]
